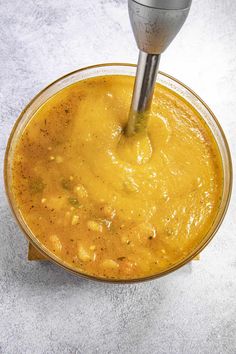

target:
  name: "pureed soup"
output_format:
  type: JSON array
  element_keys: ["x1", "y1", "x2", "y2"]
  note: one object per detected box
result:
[{"x1": 11, "y1": 75, "x2": 223, "y2": 280}]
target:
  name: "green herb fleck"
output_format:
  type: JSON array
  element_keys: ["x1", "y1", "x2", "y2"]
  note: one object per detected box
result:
[
  {"x1": 61, "y1": 178, "x2": 73, "y2": 190},
  {"x1": 68, "y1": 197, "x2": 80, "y2": 209},
  {"x1": 29, "y1": 177, "x2": 45, "y2": 194}
]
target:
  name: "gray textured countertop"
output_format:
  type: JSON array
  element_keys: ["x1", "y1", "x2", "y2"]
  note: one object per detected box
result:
[{"x1": 0, "y1": 1, "x2": 235, "y2": 353}]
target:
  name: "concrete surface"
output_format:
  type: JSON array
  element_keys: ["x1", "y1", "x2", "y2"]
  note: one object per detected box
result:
[{"x1": 0, "y1": 1, "x2": 236, "y2": 353}]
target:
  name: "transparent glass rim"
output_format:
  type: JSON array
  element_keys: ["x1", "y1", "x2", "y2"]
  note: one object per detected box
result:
[{"x1": 4, "y1": 63, "x2": 233, "y2": 283}]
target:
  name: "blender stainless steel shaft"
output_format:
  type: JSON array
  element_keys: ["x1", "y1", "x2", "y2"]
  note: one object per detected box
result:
[{"x1": 126, "y1": 0, "x2": 192, "y2": 136}]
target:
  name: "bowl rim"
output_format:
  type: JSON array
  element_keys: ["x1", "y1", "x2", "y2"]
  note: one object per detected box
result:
[{"x1": 4, "y1": 62, "x2": 233, "y2": 284}]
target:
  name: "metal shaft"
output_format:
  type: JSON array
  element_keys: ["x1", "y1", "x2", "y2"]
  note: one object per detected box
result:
[{"x1": 126, "y1": 51, "x2": 160, "y2": 136}]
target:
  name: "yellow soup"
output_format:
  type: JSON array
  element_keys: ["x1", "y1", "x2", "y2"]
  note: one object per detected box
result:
[{"x1": 12, "y1": 75, "x2": 223, "y2": 280}]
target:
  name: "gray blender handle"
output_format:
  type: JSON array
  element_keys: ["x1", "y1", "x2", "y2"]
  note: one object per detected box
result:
[{"x1": 128, "y1": 0, "x2": 192, "y2": 55}]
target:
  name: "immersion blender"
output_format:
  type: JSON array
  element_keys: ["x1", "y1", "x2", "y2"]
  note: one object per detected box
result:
[{"x1": 126, "y1": 0, "x2": 192, "y2": 136}]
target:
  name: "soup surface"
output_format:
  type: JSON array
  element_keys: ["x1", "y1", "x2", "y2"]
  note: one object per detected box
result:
[{"x1": 11, "y1": 75, "x2": 223, "y2": 280}]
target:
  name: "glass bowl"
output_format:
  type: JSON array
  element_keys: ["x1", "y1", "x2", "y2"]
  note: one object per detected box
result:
[{"x1": 4, "y1": 64, "x2": 233, "y2": 283}]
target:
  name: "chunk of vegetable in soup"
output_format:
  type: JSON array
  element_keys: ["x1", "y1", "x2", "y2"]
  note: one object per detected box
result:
[{"x1": 12, "y1": 75, "x2": 223, "y2": 280}]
